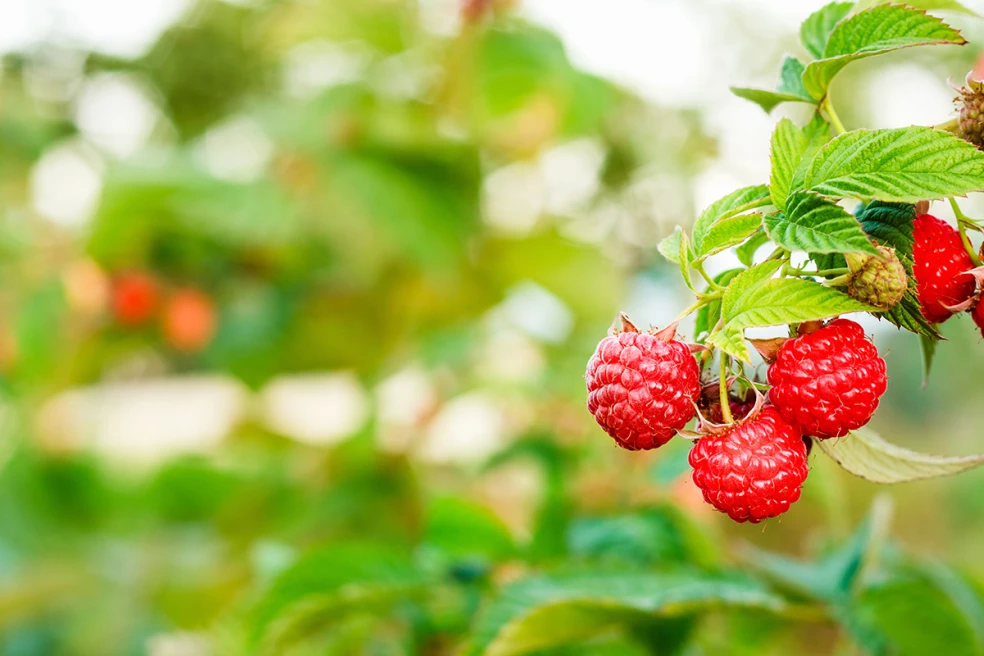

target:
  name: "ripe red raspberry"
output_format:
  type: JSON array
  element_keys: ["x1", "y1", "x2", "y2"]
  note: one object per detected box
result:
[
  {"x1": 112, "y1": 272, "x2": 159, "y2": 326},
  {"x1": 162, "y1": 288, "x2": 217, "y2": 352},
  {"x1": 689, "y1": 406, "x2": 808, "y2": 524},
  {"x1": 913, "y1": 214, "x2": 975, "y2": 323},
  {"x1": 586, "y1": 316, "x2": 700, "y2": 450},
  {"x1": 767, "y1": 319, "x2": 886, "y2": 439},
  {"x1": 973, "y1": 300, "x2": 984, "y2": 337}
]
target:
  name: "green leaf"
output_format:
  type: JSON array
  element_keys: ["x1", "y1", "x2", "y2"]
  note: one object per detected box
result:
[
  {"x1": 921, "y1": 332, "x2": 938, "y2": 387},
  {"x1": 848, "y1": 576, "x2": 981, "y2": 656},
  {"x1": 692, "y1": 185, "x2": 771, "y2": 254},
  {"x1": 854, "y1": 0, "x2": 980, "y2": 18},
  {"x1": 679, "y1": 231, "x2": 697, "y2": 293},
  {"x1": 736, "y1": 231, "x2": 770, "y2": 266},
  {"x1": 776, "y1": 56, "x2": 810, "y2": 99},
  {"x1": 730, "y1": 57, "x2": 818, "y2": 112},
  {"x1": 743, "y1": 504, "x2": 884, "y2": 602},
  {"x1": 425, "y1": 496, "x2": 515, "y2": 561},
  {"x1": 801, "y1": 2, "x2": 855, "y2": 59},
  {"x1": 918, "y1": 561, "x2": 984, "y2": 652},
  {"x1": 769, "y1": 119, "x2": 809, "y2": 211},
  {"x1": 708, "y1": 262, "x2": 873, "y2": 361},
  {"x1": 791, "y1": 113, "x2": 832, "y2": 193},
  {"x1": 251, "y1": 543, "x2": 428, "y2": 647},
  {"x1": 768, "y1": 115, "x2": 832, "y2": 212},
  {"x1": 856, "y1": 201, "x2": 916, "y2": 267},
  {"x1": 465, "y1": 573, "x2": 787, "y2": 656},
  {"x1": 567, "y1": 508, "x2": 693, "y2": 566},
  {"x1": 765, "y1": 192, "x2": 878, "y2": 255},
  {"x1": 801, "y1": 5, "x2": 966, "y2": 100},
  {"x1": 817, "y1": 427, "x2": 984, "y2": 484},
  {"x1": 697, "y1": 213, "x2": 764, "y2": 258},
  {"x1": 729, "y1": 87, "x2": 815, "y2": 113},
  {"x1": 804, "y1": 127, "x2": 984, "y2": 202},
  {"x1": 695, "y1": 269, "x2": 742, "y2": 342},
  {"x1": 877, "y1": 290, "x2": 942, "y2": 339},
  {"x1": 658, "y1": 226, "x2": 685, "y2": 264}
]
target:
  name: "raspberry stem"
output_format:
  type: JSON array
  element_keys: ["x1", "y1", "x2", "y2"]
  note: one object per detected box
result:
[
  {"x1": 949, "y1": 198, "x2": 984, "y2": 266},
  {"x1": 783, "y1": 265, "x2": 851, "y2": 278},
  {"x1": 823, "y1": 273, "x2": 853, "y2": 287},
  {"x1": 719, "y1": 355, "x2": 733, "y2": 424},
  {"x1": 693, "y1": 260, "x2": 724, "y2": 291},
  {"x1": 822, "y1": 93, "x2": 847, "y2": 134}
]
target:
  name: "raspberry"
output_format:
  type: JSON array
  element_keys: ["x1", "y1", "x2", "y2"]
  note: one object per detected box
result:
[
  {"x1": 689, "y1": 406, "x2": 808, "y2": 524},
  {"x1": 845, "y1": 245, "x2": 907, "y2": 311},
  {"x1": 585, "y1": 316, "x2": 700, "y2": 450},
  {"x1": 162, "y1": 289, "x2": 217, "y2": 352},
  {"x1": 913, "y1": 214, "x2": 975, "y2": 323},
  {"x1": 112, "y1": 272, "x2": 159, "y2": 326},
  {"x1": 767, "y1": 319, "x2": 886, "y2": 439}
]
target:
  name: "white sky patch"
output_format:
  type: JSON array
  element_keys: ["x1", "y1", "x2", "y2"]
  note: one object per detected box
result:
[
  {"x1": 418, "y1": 0, "x2": 461, "y2": 36},
  {"x1": 30, "y1": 139, "x2": 104, "y2": 229},
  {"x1": 197, "y1": 116, "x2": 274, "y2": 183},
  {"x1": 37, "y1": 375, "x2": 248, "y2": 467},
  {"x1": 260, "y1": 372, "x2": 369, "y2": 447},
  {"x1": 539, "y1": 138, "x2": 606, "y2": 217},
  {"x1": 418, "y1": 392, "x2": 508, "y2": 464},
  {"x1": 74, "y1": 74, "x2": 161, "y2": 159},
  {"x1": 54, "y1": 0, "x2": 193, "y2": 58},
  {"x1": 495, "y1": 281, "x2": 575, "y2": 344},
  {"x1": 476, "y1": 328, "x2": 546, "y2": 384},
  {"x1": 482, "y1": 161, "x2": 544, "y2": 235},
  {"x1": 521, "y1": 0, "x2": 711, "y2": 107},
  {"x1": 283, "y1": 39, "x2": 374, "y2": 98},
  {"x1": 376, "y1": 365, "x2": 437, "y2": 428},
  {"x1": 864, "y1": 64, "x2": 955, "y2": 129}
]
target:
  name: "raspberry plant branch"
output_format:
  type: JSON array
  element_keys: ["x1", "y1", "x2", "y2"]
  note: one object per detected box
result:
[
  {"x1": 718, "y1": 354, "x2": 733, "y2": 424},
  {"x1": 588, "y1": 0, "x2": 984, "y2": 527},
  {"x1": 821, "y1": 94, "x2": 847, "y2": 134}
]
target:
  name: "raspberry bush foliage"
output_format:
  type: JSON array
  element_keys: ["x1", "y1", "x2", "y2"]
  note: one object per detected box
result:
[{"x1": 586, "y1": 0, "x2": 984, "y2": 526}]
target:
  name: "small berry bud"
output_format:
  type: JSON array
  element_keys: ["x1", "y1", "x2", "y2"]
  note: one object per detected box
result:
[
  {"x1": 956, "y1": 74, "x2": 984, "y2": 150},
  {"x1": 845, "y1": 245, "x2": 907, "y2": 310}
]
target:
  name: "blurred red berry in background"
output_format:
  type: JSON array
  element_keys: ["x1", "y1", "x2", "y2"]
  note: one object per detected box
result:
[
  {"x1": 162, "y1": 289, "x2": 217, "y2": 353},
  {"x1": 112, "y1": 272, "x2": 160, "y2": 327}
]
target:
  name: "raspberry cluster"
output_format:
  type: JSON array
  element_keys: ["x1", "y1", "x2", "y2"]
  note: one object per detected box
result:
[
  {"x1": 585, "y1": 206, "x2": 981, "y2": 526},
  {"x1": 585, "y1": 316, "x2": 888, "y2": 524}
]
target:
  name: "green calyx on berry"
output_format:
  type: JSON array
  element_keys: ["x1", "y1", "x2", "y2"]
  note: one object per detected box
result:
[
  {"x1": 956, "y1": 73, "x2": 984, "y2": 151},
  {"x1": 844, "y1": 245, "x2": 907, "y2": 311}
]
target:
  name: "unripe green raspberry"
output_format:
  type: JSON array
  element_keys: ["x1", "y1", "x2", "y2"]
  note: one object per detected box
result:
[
  {"x1": 956, "y1": 75, "x2": 984, "y2": 150},
  {"x1": 846, "y1": 245, "x2": 907, "y2": 310}
]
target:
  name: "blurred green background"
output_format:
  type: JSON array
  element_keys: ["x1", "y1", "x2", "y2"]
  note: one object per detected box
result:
[{"x1": 2, "y1": 0, "x2": 984, "y2": 654}]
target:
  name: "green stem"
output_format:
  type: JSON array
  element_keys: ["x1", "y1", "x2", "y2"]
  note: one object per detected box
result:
[
  {"x1": 823, "y1": 93, "x2": 847, "y2": 134},
  {"x1": 719, "y1": 355, "x2": 733, "y2": 424},
  {"x1": 672, "y1": 299, "x2": 705, "y2": 323},
  {"x1": 694, "y1": 260, "x2": 724, "y2": 291},
  {"x1": 949, "y1": 198, "x2": 983, "y2": 267},
  {"x1": 784, "y1": 266, "x2": 851, "y2": 278},
  {"x1": 764, "y1": 247, "x2": 788, "y2": 263},
  {"x1": 824, "y1": 273, "x2": 853, "y2": 287},
  {"x1": 933, "y1": 117, "x2": 960, "y2": 134}
]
